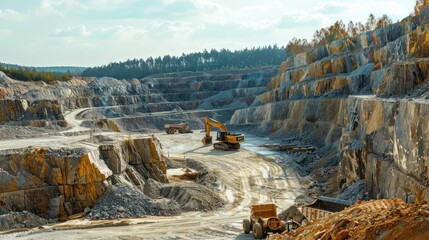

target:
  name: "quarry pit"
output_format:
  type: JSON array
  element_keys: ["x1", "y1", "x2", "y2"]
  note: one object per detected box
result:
[{"x1": 1, "y1": 3, "x2": 429, "y2": 239}]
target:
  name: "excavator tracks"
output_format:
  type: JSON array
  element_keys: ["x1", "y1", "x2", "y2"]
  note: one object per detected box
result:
[
  {"x1": 213, "y1": 142, "x2": 240, "y2": 151},
  {"x1": 214, "y1": 142, "x2": 230, "y2": 151}
]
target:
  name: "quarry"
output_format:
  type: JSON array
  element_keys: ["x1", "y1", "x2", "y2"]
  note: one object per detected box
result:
[{"x1": 1, "y1": 3, "x2": 429, "y2": 240}]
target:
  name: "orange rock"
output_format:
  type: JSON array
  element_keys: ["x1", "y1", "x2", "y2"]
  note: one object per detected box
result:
[{"x1": 335, "y1": 230, "x2": 351, "y2": 240}]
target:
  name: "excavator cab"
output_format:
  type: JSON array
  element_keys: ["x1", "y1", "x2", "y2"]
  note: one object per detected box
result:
[{"x1": 217, "y1": 131, "x2": 227, "y2": 141}]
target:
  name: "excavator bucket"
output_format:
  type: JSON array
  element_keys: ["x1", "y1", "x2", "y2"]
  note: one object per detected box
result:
[{"x1": 202, "y1": 136, "x2": 213, "y2": 145}]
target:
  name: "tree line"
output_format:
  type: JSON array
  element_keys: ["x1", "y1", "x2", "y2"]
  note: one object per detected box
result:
[
  {"x1": 82, "y1": 45, "x2": 287, "y2": 79},
  {"x1": 285, "y1": 13, "x2": 393, "y2": 55},
  {"x1": 0, "y1": 64, "x2": 72, "y2": 82}
]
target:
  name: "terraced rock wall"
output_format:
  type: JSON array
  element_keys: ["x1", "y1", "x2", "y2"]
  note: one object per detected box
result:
[
  {"x1": 232, "y1": 7, "x2": 429, "y2": 202},
  {"x1": 0, "y1": 68, "x2": 276, "y2": 132}
]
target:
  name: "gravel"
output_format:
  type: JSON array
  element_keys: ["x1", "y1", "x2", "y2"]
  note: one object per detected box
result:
[
  {"x1": 87, "y1": 183, "x2": 181, "y2": 220},
  {"x1": 338, "y1": 180, "x2": 368, "y2": 203},
  {"x1": 0, "y1": 211, "x2": 48, "y2": 231}
]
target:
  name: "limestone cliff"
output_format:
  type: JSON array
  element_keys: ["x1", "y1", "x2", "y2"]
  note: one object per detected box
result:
[
  {"x1": 231, "y1": 7, "x2": 429, "y2": 202},
  {"x1": 0, "y1": 137, "x2": 168, "y2": 219},
  {"x1": 0, "y1": 99, "x2": 66, "y2": 127}
]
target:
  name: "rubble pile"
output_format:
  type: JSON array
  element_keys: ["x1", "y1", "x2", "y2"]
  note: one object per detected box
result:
[
  {"x1": 0, "y1": 211, "x2": 48, "y2": 231},
  {"x1": 270, "y1": 199, "x2": 429, "y2": 240},
  {"x1": 87, "y1": 183, "x2": 181, "y2": 220}
]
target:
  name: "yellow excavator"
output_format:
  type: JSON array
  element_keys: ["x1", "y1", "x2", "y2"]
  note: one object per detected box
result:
[{"x1": 202, "y1": 116, "x2": 245, "y2": 150}]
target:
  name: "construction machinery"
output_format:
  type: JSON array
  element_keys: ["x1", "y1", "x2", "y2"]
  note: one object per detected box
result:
[
  {"x1": 164, "y1": 122, "x2": 193, "y2": 134},
  {"x1": 243, "y1": 203, "x2": 286, "y2": 239},
  {"x1": 201, "y1": 116, "x2": 244, "y2": 150}
]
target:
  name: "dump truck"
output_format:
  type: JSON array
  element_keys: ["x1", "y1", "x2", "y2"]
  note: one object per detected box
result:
[
  {"x1": 164, "y1": 122, "x2": 193, "y2": 134},
  {"x1": 301, "y1": 196, "x2": 352, "y2": 222},
  {"x1": 202, "y1": 116, "x2": 244, "y2": 150},
  {"x1": 243, "y1": 203, "x2": 286, "y2": 239}
]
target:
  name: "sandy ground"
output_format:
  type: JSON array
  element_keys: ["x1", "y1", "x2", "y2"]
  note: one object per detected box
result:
[{"x1": 1, "y1": 109, "x2": 303, "y2": 239}]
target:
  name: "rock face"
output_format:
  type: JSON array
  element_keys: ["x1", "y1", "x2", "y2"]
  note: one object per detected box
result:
[
  {"x1": 0, "y1": 99, "x2": 66, "y2": 127},
  {"x1": 0, "y1": 147, "x2": 110, "y2": 219},
  {"x1": 232, "y1": 8, "x2": 429, "y2": 202},
  {"x1": 99, "y1": 137, "x2": 169, "y2": 189},
  {"x1": 342, "y1": 98, "x2": 429, "y2": 202},
  {"x1": 0, "y1": 137, "x2": 169, "y2": 219}
]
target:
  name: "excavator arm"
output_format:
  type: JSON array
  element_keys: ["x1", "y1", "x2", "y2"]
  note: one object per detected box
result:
[{"x1": 203, "y1": 116, "x2": 227, "y2": 138}]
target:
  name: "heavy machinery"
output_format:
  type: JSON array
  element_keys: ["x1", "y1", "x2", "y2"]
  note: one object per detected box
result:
[
  {"x1": 201, "y1": 116, "x2": 244, "y2": 150},
  {"x1": 164, "y1": 122, "x2": 193, "y2": 134},
  {"x1": 243, "y1": 203, "x2": 286, "y2": 239}
]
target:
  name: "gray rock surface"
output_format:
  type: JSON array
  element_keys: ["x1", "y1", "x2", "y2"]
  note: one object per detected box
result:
[
  {"x1": 337, "y1": 180, "x2": 367, "y2": 203},
  {"x1": 87, "y1": 183, "x2": 181, "y2": 220},
  {"x1": 160, "y1": 183, "x2": 225, "y2": 211},
  {"x1": 0, "y1": 211, "x2": 48, "y2": 231},
  {"x1": 143, "y1": 178, "x2": 163, "y2": 199},
  {"x1": 278, "y1": 205, "x2": 306, "y2": 224}
]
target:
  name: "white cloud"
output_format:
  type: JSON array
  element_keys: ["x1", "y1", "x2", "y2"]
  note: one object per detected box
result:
[
  {"x1": 192, "y1": 0, "x2": 229, "y2": 25},
  {"x1": 35, "y1": 0, "x2": 88, "y2": 17},
  {"x1": 86, "y1": 0, "x2": 132, "y2": 11},
  {"x1": 98, "y1": 25, "x2": 147, "y2": 41},
  {"x1": 189, "y1": 0, "x2": 284, "y2": 31},
  {"x1": 53, "y1": 25, "x2": 91, "y2": 37},
  {"x1": 52, "y1": 24, "x2": 147, "y2": 41},
  {"x1": 167, "y1": 20, "x2": 204, "y2": 39},
  {"x1": 41, "y1": 0, "x2": 87, "y2": 9},
  {"x1": 0, "y1": 9, "x2": 24, "y2": 21}
]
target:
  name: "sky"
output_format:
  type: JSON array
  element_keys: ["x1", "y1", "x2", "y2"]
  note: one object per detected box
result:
[{"x1": 0, "y1": 0, "x2": 417, "y2": 67}]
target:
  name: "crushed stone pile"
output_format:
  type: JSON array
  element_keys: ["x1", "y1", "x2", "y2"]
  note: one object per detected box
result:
[
  {"x1": 269, "y1": 198, "x2": 429, "y2": 240},
  {"x1": 338, "y1": 180, "x2": 367, "y2": 203},
  {"x1": 278, "y1": 205, "x2": 306, "y2": 224},
  {"x1": 87, "y1": 183, "x2": 181, "y2": 220},
  {"x1": 160, "y1": 183, "x2": 225, "y2": 211},
  {"x1": 0, "y1": 211, "x2": 48, "y2": 231},
  {"x1": 185, "y1": 159, "x2": 220, "y2": 188}
]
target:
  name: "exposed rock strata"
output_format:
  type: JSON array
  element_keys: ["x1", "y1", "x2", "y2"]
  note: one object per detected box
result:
[
  {"x1": 0, "y1": 100, "x2": 66, "y2": 127},
  {"x1": 232, "y1": 8, "x2": 429, "y2": 202},
  {"x1": 340, "y1": 97, "x2": 429, "y2": 202},
  {"x1": 0, "y1": 137, "x2": 169, "y2": 219},
  {"x1": 0, "y1": 147, "x2": 109, "y2": 219},
  {"x1": 0, "y1": 68, "x2": 276, "y2": 133}
]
